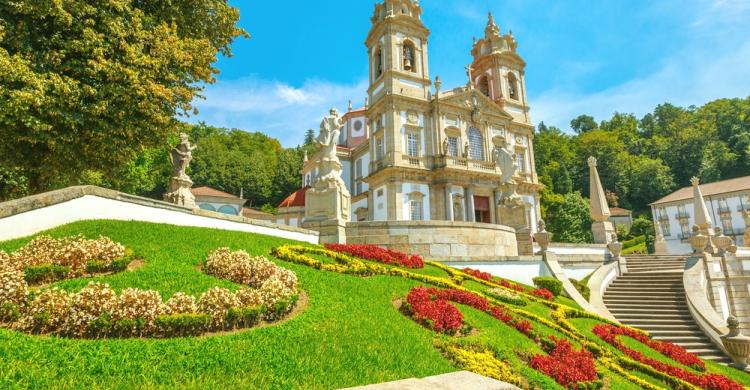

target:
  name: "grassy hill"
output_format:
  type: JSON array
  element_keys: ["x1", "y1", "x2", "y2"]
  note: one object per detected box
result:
[{"x1": 0, "y1": 220, "x2": 748, "y2": 389}]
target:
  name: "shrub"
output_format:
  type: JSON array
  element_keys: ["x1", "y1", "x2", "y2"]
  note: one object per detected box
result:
[
  {"x1": 532, "y1": 288, "x2": 554, "y2": 300},
  {"x1": 569, "y1": 278, "x2": 591, "y2": 300},
  {"x1": 259, "y1": 276, "x2": 295, "y2": 309},
  {"x1": 204, "y1": 248, "x2": 297, "y2": 291},
  {"x1": 68, "y1": 282, "x2": 118, "y2": 337},
  {"x1": 0, "y1": 265, "x2": 28, "y2": 306},
  {"x1": 198, "y1": 287, "x2": 241, "y2": 329},
  {"x1": 10, "y1": 235, "x2": 125, "y2": 273},
  {"x1": 0, "y1": 302, "x2": 20, "y2": 322},
  {"x1": 530, "y1": 338, "x2": 599, "y2": 388},
  {"x1": 235, "y1": 288, "x2": 263, "y2": 308},
  {"x1": 24, "y1": 264, "x2": 70, "y2": 284},
  {"x1": 17, "y1": 288, "x2": 72, "y2": 334},
  {"x1": 532, "y1": 277, "x2": 562, "y2": 296},
  {"x1": 112, "y1": 288, "x2": 163, "y2": 334},
  {"x1": 226, "y1": 306, "x2": 263, "y2": 329},
  {"x1": 325, "y1": 243, "x2": 424, "y2": 269},
  {"x1": 163, "y1": 293, "x2": 199, "y2": 315},
  {"x1": 155, "y1": 314, "x2": 211, "y2": 337}
]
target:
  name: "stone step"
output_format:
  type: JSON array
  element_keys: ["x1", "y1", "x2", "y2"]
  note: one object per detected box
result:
[
  {"x1": 690, "y1": 348, "x2": 728, "y2": 357},
  {"x1": 616, "y1": 275, "x2": 684, "y2": 281},
  {"x1": 648, "y1": 329, "x2": 707, "y2": 338},
  {"x1": 604, "y1": 295, "x2": 686, "y2": 302},
  {"x1": 618, "y1": 318, "x2": 696, "y2": 325},
  {"x1": 609, "y1": 281, "x2": 683, "y2": 288},
  {"x1": 656, "y1": 335, "x2": 712, "y2": 344},
  {"x1": 613, "y1": 314, "x2": 694, "y2": 321},
  {"x1": 606, "y1": 287, "x2": 684, "y2": 293},
  {"x1": 605, "y1": 290, "x2": 685, "y2": 296},
  {"x1": 623, "y1": 323, "x2": 701, "y2": 331},
  {"x1": 609, "y1": 308, "x2": 691, "y2": 315}
]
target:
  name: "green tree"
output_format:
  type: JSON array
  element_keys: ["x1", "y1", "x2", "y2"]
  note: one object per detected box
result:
[
  {"x1": 541, "y1": 190, "x2": 593, "y2": 243},
  {"x1": 0, "y1": 0, "x2": 247, "y2": 195},
  {"x1": 304, "y1": 129, "x2": 316, "y2": 146},
  {"x1": 570, "y1": 115, "x2": 598, "y2": 134}
]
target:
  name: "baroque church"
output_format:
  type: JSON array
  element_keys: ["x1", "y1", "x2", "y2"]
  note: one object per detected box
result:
[{"x1": 276, "y1": 0, "x2": 541, "y2": 234}]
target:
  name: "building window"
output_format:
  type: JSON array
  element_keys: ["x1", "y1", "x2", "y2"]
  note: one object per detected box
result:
[
  {"x1": 376, "y1": 137, "x2": 384, "y2": 160},
  {"x1": 468, "y1": 128, "x2": 484, "y2": 161},
  {"x1": 679, "y1": 221, "x2": 691, "y2": 240},
  {"x1": 508, "y1": 73, "x2": 519, "y2": 100},
  {"x1": 447, "y1": 136, "x2": 458, "y2": 157},
  {"x1": 406, "y1": 133, "x2": 419, "y2": 157},
  {"x1": 721, "y1": 217, "x2": 734, "y2": 235},
  {"x1": 199, "y1": 204, "x2": 216, "y2": 212},
  {"x1": 408, "y1": 191, "x2": 424, "y2": 221},
  {"x1": 478, "y1": 76, "x2": 491, "y2": 97},
  {"x1": 718, "y1": 198, "x2": 731, "y2": 214},
  {"x1": 661, "y1": 222, "x2": 671, "y2": 237},
  {"x1": 516, "y1": 151, "x2": 525, "y2": 173},
  {"x1": 677, "y1": 204, "x2": 690, "y2": 219},
  {"x1": 375, "y1": 47, "x2": 383, "y2": 78},
  {"x1": 355, "y1": 159, "x2": 363, "y2": 195},
  {"x1": 403, "y1": 41, "x2": 416, "y2": 72},
  {"x1": 217, "y1": 205, "x2": 238, "y2": 215}
]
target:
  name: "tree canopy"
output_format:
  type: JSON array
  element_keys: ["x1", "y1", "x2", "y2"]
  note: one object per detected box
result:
[{"x1": 0, "y1": 0, "x2": 247, "y2": 194}]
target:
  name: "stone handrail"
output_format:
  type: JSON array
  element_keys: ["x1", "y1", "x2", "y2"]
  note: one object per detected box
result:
[
  {"x1": 585, "y1": 261, "x2": 619, "y2": 323},
  {"x1": 542, "y1": 252, "x2": 602, "y2": 316},
  {"x1": 683, "y1": 254, "x2": 729, "y2": 354}
]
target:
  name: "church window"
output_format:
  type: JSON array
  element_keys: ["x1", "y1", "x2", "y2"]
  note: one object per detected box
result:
[
  {"x1": 375, "y1": 47, "x2": 384, "y2": 78},
  {"x1": 406, "y1": 133, "x2": 419, "y2": 157},
  {"x1": 447, "y1": 137, "x2": 458, "y2": 157},
  {"x1": 376, "y1": 137, "x2": 384, "y2": 160},
  {"x1": 679, "y1": 220, "x2": 691, "y2": 240},
  {"x1": 403, "y1": 41, "x2": 416, "y2": 72},
  {"x1": 721, "y1": 216, "x2": 734, "y2": 235},
  {"x1": 516, "y1": 151, "x2": 525, "y2": 173},
  {"x1": 508, "y1": 73, "x2": 519, "y2": 100},
  {"x1": 468, "y1": 128, "x2": 484, "y2": 161},
  {"x1": 478, "y1": 76, "x2": 491, "y2": 98},
  {"x1": 661, "y1": 222, "x2": 671, "y2": 237},
  {"x1": 408, "y1": 192, "x2": 424, "y2": 221}
]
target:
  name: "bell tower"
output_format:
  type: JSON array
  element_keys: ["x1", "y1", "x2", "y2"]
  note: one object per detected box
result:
[
  {"x1": 365, "y1": 0, "x2": 431, "y2": 105},
  {"x1": 470, "y1": 13, "x2": 530, "y2": 124}
]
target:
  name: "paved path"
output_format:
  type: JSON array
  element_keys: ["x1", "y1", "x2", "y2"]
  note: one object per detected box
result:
[{"x1": 344, "y1": 371, "x2": 520, "y2": 390}]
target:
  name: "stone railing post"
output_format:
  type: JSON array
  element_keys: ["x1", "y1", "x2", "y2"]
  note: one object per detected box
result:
[
  {"x1": 713, "y1": 226, "x2": 734, "y2": 256},
  {"x1": 533, "y1": 220, "x2": 551, "y2": 254},
  {"x1": 607, "y1": 233, "x2": 625, "y2": 274},
  {"x1": 689, "y1": 225, "x2": 709, "y2": 254},
  {"x1": 721, "y1": 317, "x2": 750, "y2": 372}
]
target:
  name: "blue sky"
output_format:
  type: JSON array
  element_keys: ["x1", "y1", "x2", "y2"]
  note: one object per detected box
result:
[{"x1": 191, "y1": 0, "x2": 750, "y2": 147}]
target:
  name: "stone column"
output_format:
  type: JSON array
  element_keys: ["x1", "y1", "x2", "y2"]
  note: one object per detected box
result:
[
  {"x1": 490, "y1": 190, "x2": 498, "y2": 224},
  {"x1": 654, "y1": 220, "x2": 669, "y2": 254},
  {"x1": 466, "y1": 186, "x2": 476, "y2": 222},
  {"x1": 743, "y1": 210, "x2": 749, "y2": 247},
  {"x1": 493, "y1": 189, "x2": 502, "y2": 225},
  {"x1": 444, "y1": 186, "x2": 454, "y2": 221},
  {"x1": 588, "y1": 157, "x2": 615, "y2": 244}
]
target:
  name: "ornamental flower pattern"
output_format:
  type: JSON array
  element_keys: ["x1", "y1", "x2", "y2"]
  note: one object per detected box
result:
[
  {"x1": 325, "y1": 243, "x2": 424, "y2": 268},
  {"x1": 9, "y1": 235, "x2": 125, "y2": 273},
  {"x1": 530, "y1": 338, "x2": 598, "y2": 388}
]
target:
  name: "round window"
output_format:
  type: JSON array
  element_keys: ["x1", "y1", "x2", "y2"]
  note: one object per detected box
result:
[{"x1": 354, "y1": 120, "x2": 363, "y2": 132}]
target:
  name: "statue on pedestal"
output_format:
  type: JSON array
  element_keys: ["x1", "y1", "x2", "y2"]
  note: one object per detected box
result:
[
  {"x1": 304, "y1": 108, "x2": 351, "y2": 228},
  {"x1": 494, "y1": 140, "x2": 522, "y2": 207},
  {"x1": 164, "y1": 133, "x2": 197, "y2": 208}
]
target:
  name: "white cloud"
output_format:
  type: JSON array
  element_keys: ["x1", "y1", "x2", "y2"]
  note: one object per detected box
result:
[{"x1": 190, "y1": 77, "x2": 368, "y2": 146}]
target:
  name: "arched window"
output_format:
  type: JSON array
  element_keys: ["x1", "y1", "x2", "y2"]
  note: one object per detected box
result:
[
  {"x1": 403, "y1": 41, "x2": 416, "y2": 72},
  {"x1": 375, "y1": 47, "x2": 384, "y2": 78},
  {"x1": 408, "y1": 192, "x2": 424, "y2": 221},
  {"x1": 478, "y1": 76, "x2": 491, "y2": 98},
  {"x1": 508, "y1": 73, "x2": 519, "y2": 100},
  {"x1": 199, "y1": 204, "x2": 216, "y2": 212},
  {"x1": 468, "y1": 128, "x2": 484, "y2": 161},
  {"x1": 217, "y1": 205, "x2": 238, "y2": 215}
]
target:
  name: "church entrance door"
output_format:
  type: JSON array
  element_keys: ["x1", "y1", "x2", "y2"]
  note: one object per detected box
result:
[{"x1": 473, "y1": 196, "x2": 491, "y2": 224}]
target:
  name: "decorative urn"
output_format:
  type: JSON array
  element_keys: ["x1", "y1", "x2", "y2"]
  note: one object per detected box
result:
[
  {"x1": 721, "y1": 317, "x2": 750, "y2": 372},
  {"x1": 534, "y1": 220, "x2": 551, "y2": 253},
  {"x1": 607, "y1": 233, "x2": 623, "y2": 260},
  {"x1": 712, "y1": 227, "x2": 734, "y2": 255},
  {"x1": 688, "y1": 226, "x2": 709, "y2": 254}
]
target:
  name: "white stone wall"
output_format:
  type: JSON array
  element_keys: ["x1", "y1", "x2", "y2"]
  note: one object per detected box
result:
[
  {"x1": 351, "y1": 197, "x2": 368, "y2": 222},
  {"x1": 0, "y1": 195, "x2": 318, "y2": 244},
  {"x1": 373, "y1": 185, "x2": 388, "y2": 221},
  {"x1": 401, "y1": 183, "x2": 431, "y2": 221}
]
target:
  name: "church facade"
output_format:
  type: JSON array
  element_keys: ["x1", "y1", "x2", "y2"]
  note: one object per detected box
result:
[{"x1": 279, "y1": 0, "x2": 541, "y2": 235}]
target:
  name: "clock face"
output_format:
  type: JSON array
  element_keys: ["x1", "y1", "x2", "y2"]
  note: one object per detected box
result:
[{"x1": 353, "y1": 120, "x2": 364, "y2": 136}]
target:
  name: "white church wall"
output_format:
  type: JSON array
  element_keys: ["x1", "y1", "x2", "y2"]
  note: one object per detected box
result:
[
  {"x1": 401, "y1": 183, "x2": 430, "y2": 221},
  {"x1": 373, "y1": 185, "x2": 388, "y2": 221}
]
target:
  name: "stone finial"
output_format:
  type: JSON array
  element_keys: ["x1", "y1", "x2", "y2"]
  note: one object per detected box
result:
[
  {"x1": 538, "y1": 219, "x2": 547, "y2": 232},
  {"x1": 435, "y1": 76, "x2": 442, "y2": 92},
  {"x1": 588, "y1": 156, "x2": 611, "y2": 222},
  {"x1": 348, "y1": 100, "x2": 353, "y2": 112},
  {"x1": 689, "y1": 225, "x2": 710, "y2": 254},
  {"x1": 485, "y1": 12, "x2": 500, "y2": 37},
  {"x1": 533, "y1": 219, "x2": 551, "y2": 253},
  {"x1": 722, "y1": 316, "x2": 750, "y2": 371},
  {"x1": 691, "y1": 176, "x2": 713, "y2": 233},
  {"x1": 713, "y1": 226, "x2": 735, "y2": 255},
  {"x1": 607, "y1": 234, "x2": 623, "y2": 260}
]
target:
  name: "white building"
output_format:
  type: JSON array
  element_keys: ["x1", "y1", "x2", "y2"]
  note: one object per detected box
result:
[{"x1": 650, "y1": 176, "x2": 750, "y2": 254}]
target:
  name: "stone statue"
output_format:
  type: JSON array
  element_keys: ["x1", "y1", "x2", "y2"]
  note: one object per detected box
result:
[
  {"x1": 169, "y1": 133, "x2": 197, "y2": 179},
  {"x1": 463, "y1": 142, "x2": 470, "y2": 159},
  {"x1": 164, "y1": 133, "x2": 197, "y2": 208},
  {"x1": 318, "y1": 108, "x2": 345, "y2": 163},
  {"x1": 494, "y1": 140, "x2": 518, "y2": 185},
  {"x1": 442, "y1": 137, "x2": 450, "y2": 156}
]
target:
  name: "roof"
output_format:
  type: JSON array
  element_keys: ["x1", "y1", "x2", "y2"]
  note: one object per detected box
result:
[
  {"x1": 191, "y1": 186, "x2": 241, "y2": 199},
  {"x1": 650, "y1": 175, "x2": 750, "y2": 206},
  {"x1": 609, "y1": 207, "x2": 632, "y2": 217},
  {"x1": 278, "y1": 187, "x2": 310, "y2": 208},
  {"x1": 242, "y1": 207, "x2": 272, "y2": 219}
]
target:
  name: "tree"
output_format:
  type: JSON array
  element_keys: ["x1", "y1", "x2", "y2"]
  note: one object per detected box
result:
[
  {"x1": 304, "y1": 129, "x2": 316, "y2": 146},
  {"x1": 0, "y1": 0, "x2": 247, "y2": 195},
  {"x1": 541, "y1": 190, "x2": 593, "y2": 243},
  {"x1": 570, "y1": 115, "x2": 598, "y2": 134}
]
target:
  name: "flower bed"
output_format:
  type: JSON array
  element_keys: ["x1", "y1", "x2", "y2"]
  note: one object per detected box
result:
[
  {"x1": 0, "y1": 245, "x2": 300, "y2": 339},
  {"x1": 324, "y1": 243, "x2": 424, "y2": 268},
  {"x1": 8, "y1": 235, "x2": 127, "y2": 276},
  {"x1": 462, "y1": 267, "x2": 493, "y2": 281},
  {"x1": 530, "y1": 338, "x2": 600, "y2": 388},
  {"x1": 438, "y1": 343, "x2": 523, "y2": 387},
  {"x1": 593, "y1": 324, "x2": 744, "y2": 390},
  {"x1": 531, "y1": 288, "x2": 554, "y2": 300}
]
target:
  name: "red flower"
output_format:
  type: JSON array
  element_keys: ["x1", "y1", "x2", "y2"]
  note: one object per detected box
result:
[
  {"x1": 530, "y1": 338, "x2": 598, "y2": 387},
  {"x1": 406, "y1": 287, "x2": 462, "y2": 333},
  {"x1": 592, "y1": 324, "x2": 743, "y2": 390},
  {"x1": 499, "y1": 279, "x2": 527, "y2": 293},
  {"x1": 462, "y1": 267, "x2": 493, "y2": 281},
  {"x1": 532, "y1": 288, "x2": 554, "y2": 300},
  {"x1": 325, "y1": 244, "x2": 424, "y2": 268}
]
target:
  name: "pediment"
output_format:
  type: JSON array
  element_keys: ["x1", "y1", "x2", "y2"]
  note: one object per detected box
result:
[{"x1": 437, "y1": 89, "x2": 514, "y2": 121}]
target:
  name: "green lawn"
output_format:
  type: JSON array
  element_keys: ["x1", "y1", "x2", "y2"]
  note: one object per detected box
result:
[{"x1": 1, "y1": 220, "x2": 748, "y2": 389}]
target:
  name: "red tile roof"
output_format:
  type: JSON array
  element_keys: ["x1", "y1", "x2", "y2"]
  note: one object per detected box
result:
[
  {"x1": 191, "y1": 186, "x2": 240, "y2": 199},
  {"x1": 242, "y1": 207, "x2": 272, "y2": 219},
  {"x1": 278, "y1": 187, "x2": 310, "y2": 208},
  {"x1": 609, "y1": 207, "x2": 632, "y2": 217},
  {"x1": 650, "y1": 175, "x2": 750, "y2": 205}
]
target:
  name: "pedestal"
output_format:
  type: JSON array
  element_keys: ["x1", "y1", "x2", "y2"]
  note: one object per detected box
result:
[
  {"x1": 302, "y1": 219, "x2": 347, "y2": 245},
  {"x1": 654, "y1": 240, "x2": 669, "y2": 255},
  {"x1": 592, "y1": 221, "x2": 616, "y2": 244},
  {"x1": 304, "y1": 179, "x2": 350, "y2": 223},
  {"x1": 164, "y1": 176, "x2": 196, "y2": 209},
  {"x1": 497, "y1": 205, "x2": 526, "y2": 230}
]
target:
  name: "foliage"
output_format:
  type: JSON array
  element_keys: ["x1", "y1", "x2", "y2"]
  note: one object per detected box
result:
[
  {"x1": 0, "y1": 0, "x2": 247, "y2": 195},
  {"x1": 439, "y1": 344, "x2": 523, "y2": 386},
  {"x1": 532, "y1": 277, "x2": 563, "y2": 296},
  {"x1": 568, "y1": 278, "x2": 591, "y2": 301},
  {"x1": 542, "y1": 190, "x2": 593, "y2": 243},
  {"x1": 23, "y1": 264, "x2": 71, "y2": 285}
]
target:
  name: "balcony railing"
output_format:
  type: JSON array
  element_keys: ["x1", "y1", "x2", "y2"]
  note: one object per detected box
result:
[
  {"x1": 434, "y1": 156, "x2": 498, "y2": 173},
  {"x1": 738, "y1": 204, "x2": 750, "y2": 212},
  {"x1": 657, "y1": 214, "x2": 669, "y2": 222},
  {"x1": 676, "y1": 211, "x2": 691, "y2": 219},
  {"x1": 718, "y1": 205, "x2": 731, "y2": 214}
]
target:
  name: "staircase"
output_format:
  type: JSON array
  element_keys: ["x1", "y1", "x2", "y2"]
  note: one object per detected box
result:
[{"x1": 603, "y1": 254, "x2": 730, "y2": 364}]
